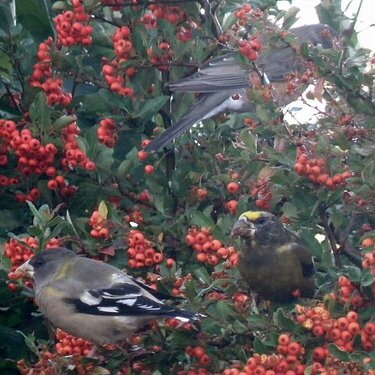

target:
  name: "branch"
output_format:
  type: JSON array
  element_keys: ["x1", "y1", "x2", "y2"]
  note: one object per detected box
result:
[{"x1": 318, "y1": 205, "x2": 341, "y2": 267}]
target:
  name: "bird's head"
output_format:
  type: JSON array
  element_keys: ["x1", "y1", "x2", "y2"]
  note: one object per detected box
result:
[
  {"x1": 231, "y1": 211, "x2": 285, "y2": 246},
  {"x1": 14, "y1": 248, "x2": 76, "y2": 288}
]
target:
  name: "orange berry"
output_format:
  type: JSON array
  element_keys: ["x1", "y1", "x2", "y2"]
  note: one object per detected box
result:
[
  {"x1": 227, "y1": 181, "x2": 239, "y2": 193},
  {"x1": 185, "y1": 234, "x2": 196, "y2": 245},
  {"x1": 144, "y1": 164, "x2": 154, "y2": 174},
  {"x1": 166, "y1": 258, "x2": 175, "y2": 268},
  {"x1": 211, "y1": 239, "x2": 222, "y2": 250},
  {"x1": 137, "y1": 150, "x2": 148, "y2": 161},
  {"x1": 196, "y1": 253, "x2": 207, "y2": 262},
  {"x1": 278, "y1": 334, "x2": 290, "y2": 346},
  {"x1": 287, "y1": 342, "x2": 301, "y2": 355},
  {"x1": 361, "y1": 238, "x2": 374, "y2": 248},
  {"x1": 47, "y1": 179, "x2": 58, "y2": 190},
  {"x1": 346, "y1": 311, "x2": 358, "y2": 322},
  {"x1": 337, "y1": 317, "x2": 348, "y2": 330},
  {"x1": 193, "y1": 346, "x2": 205, "y2": 358},
  {"x1": 294, "y1": 163, "x2": 304, "y2": 175},
  {"x1": 312, "y1": 346, "x2": 326, "y2": 362}
]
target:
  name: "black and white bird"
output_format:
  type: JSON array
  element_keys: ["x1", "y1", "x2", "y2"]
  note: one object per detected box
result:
[
  {"x1": 15, "y1": 248, "x2": 202, "y2": 345},
  {"x1": 144, "y1": 23, "x2": 340, "y2": 152}
]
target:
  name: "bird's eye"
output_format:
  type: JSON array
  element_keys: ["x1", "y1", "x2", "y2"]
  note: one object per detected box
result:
[{"x1": 32, "y1": 257, "x2": 45, "y2": 267}]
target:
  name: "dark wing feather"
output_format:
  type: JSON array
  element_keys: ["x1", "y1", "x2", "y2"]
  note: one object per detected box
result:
[
  {"x1": 291, "y1": 243, "x2": 315, "y2": 279},
  {"x1": 167, "y1": 53, "x2": 249, "y2": 93},
  {"x1": 65, "y1": 282, "x2": 198, "y2": 320}
]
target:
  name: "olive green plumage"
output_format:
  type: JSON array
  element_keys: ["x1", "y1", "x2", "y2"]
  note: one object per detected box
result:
[{"x1": 231, "y1": 211, "x2": 316, "y2": 302}]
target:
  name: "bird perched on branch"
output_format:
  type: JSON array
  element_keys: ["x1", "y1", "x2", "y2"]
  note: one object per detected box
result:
[
  {"x1": 15, "y1": 248, "x2": 202, "y2": 345},
  {"x1": 231, "y1": 211, "x2": 316, "y2": 302},
  {"x1": 145, "y1": 23, "x2": 340, "y2": 152}
]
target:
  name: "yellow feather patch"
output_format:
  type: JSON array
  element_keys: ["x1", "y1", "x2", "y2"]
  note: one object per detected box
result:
[
  {"x1": 54, "y1": 259, "x2": 74, "y2": 281},
  {"x1": 239, "y1": 211, "x2": 263, "y2": 221}
]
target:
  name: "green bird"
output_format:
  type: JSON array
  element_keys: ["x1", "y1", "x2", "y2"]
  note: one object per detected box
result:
[{"x1": 231, "y1": 211, "x2": 316, "y2": 302}]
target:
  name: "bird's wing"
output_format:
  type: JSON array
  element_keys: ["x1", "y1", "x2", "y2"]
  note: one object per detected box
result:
[
  {"x1": 290, "y1": 243, "x2": 315, "y2": 278},
  {"x1": 144, "y1": 89, "x2": 239, "y2": 152},
  {"x1": 167, "y1": 53, "x2": 250, "y2": 93},
  {"x1": 63, "y1": 281, "x2": 196, "y2": 320}
]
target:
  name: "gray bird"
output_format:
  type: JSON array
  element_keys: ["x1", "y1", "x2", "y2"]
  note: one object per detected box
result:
[
  {"x1": 145, "y1": 24, "x2": 339, "y2": 152},
  {"x1": 15, "y1": 248, "x2": 202, "y2": 344}
]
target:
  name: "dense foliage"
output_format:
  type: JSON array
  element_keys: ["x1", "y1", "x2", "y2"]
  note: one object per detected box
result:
[{"x1": 0, "y1": 0, "x2": 374, "y2": 374}]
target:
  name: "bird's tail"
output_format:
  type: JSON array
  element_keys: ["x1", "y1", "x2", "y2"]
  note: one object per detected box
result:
[
  {"x1": 144, "y1": 91, "x2": 233, "y2": 152},
  {"x1": 170, "y1": 308, "x2": 206, "y2": 322}
]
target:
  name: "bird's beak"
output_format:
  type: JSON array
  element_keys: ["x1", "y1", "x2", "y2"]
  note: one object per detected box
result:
[
  {"x1": 14, "y1": 259, "x2": 34, "y2": 278},
  {"x1": 231, "y1": 217, "x2": 256, "y2": 238}
]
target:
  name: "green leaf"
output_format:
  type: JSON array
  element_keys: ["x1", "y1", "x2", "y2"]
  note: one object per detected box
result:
[
  {"x1": 190, "y1": 211, "x2": 215, "y2": 228},
  {"x1": 26, "y1": 201, "x2": 43, "y2": 223},
  {"x1": 29, "y1": 92, "x2": 51, "y2": 132},
  {"x1": 273, "y1": 308, "x2": 298, "y2": 331},
  {"x1": 192, "y1": 267, "x2": 211, "y2": 284},
  {"x1": 327, "y1": 343, "x2": 351, "y2": 362},
  {"x1": 253, "y1": 336, "x2": 270, "y2": 354},
  {"x1": 16, "y1": 0, "x2": 53, "y2": 42},
  {"x1": 52, "y1": 115, "x2": 77, "y2": 130},
  {"x1": 136, "y1": 96, "x2": 169, "y2": 120}
]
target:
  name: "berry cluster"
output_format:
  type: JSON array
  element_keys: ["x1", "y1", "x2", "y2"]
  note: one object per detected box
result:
[
  {"x1": 89, "y1": 210, "x2": 110, "y2": 239},
  {"x1": 185, "y1": 346, "x2": 211, "y2": 367},
  {"x1": 238, "y1": 35, "x2": 261, "y2": 61},
  {"x1": 30, "y1": 37, "x2": 72, "y2": 106},
  {"x1": 101, "y1": 0, "x2": 125, "y2": 11},
  {"x1": 165, "y1": 316, "x2": 193, "y2": 331},
  {"x1": 12, "y1": 128, "x2": 57, "y2": 177},
  {"x1": 101, "y1": 26, "x2": 135, "y2": 96},
  {"x1": 113, "y1": 26, "x2": 133, "y2": 59},
  {"x1": 17, "y1": 351, "x2": 57, "y2": 375},
  {"x1": 177, "y1": 369, "x2": 209, "y2": 375},
  {"x1": 61, "y1": 121, "x2": 95, "y2": 171},
  {"x1": 47, "y1": 175, "x2": 77, "y2": 198},
  {"x1": 147, "y1": 42, "x2": 173, "y2": 72},
  {"x1": 361, "y1": 237, "x2": 375, "y2": 276},
  {"x1": 170, "y1": 273, "x2": 193, "y2": 297},
  {"x1": 5, "y1": 237, "x2": 38, "y2": 271},
  {"x1": 250, "y1": 178, "x2": 272, "y2": 210},
  {"x1": 223, "y1": 334, "x2": 305, "y2": 375},
  {"x1": 185, "y1": 227, "x2": 238, "y2": 267},
  {"x1": 139, "y1": 12, "x2": 157, "y2": 29},
  {"x1": 176, "y1": 24, "x2": 194, "y2": 42},
  {"x1": 53, "y1": 0, "x2": 93, "y2": 47},
  {"x1": 232, "y1": 291, "x2": 252, "y2": 314},
  {"x1": 233, "y1": 4, "x2": 253, "y2": 25},
  {"x1": 244, "y1": 117, "x2": 257, "y2": 129},
  {"x1": 6, "y1": 237, "x2": 61, "y2": 291},
  {"x1": 336, "y1": 275, "x2": 364, "y2": 308},
  {"x1": 126, "y1": 229, "x2": 164, "y2": 268},
  {"x1": 14, "y1": 188, "x2": 40, "y2": 203},
  {"x1": 148, "y1": 4, "x2": 186, "y2": 24},
  {"x1": 295, "y1": 304, "x2": 374, "y2": 352},
  {"x1": 55, "y1": 328, "x2": 93, "y2": 356},
  {"x1": 97, "y1": 118, "x2": 118, "y2": 148},
  {"x1": 0, "y1": 118, "x2": 87, "y2": 201},
  {"x1": 294, "y1": 147, "x2": 351, "y2": 189},
  {"x1": 124, "y1": 209, "x2": 145, "y2": 225}
]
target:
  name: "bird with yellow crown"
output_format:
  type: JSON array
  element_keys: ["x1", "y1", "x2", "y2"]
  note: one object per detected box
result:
[{"x1": 231, "y1": 210, "x2": 316, "y2": 302}]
